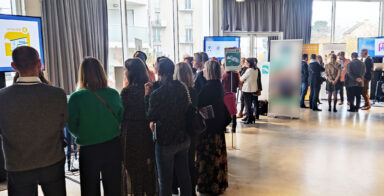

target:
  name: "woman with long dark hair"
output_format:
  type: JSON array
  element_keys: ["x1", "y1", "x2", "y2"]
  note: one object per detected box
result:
[
  {"x1": 121, "y1": 58, "x2": 157, "y2": 195},
  {"x1": 240, "y1": 58, "x2": 262, "y2": 124}
]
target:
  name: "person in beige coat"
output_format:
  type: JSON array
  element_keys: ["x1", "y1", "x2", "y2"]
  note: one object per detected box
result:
[{"x1": 325, "y1": 54, "x2": 341, "y2": 112}]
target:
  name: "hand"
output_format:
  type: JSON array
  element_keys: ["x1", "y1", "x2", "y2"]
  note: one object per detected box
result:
[
  {"x1": 150, "y1": 122, "x2": 155, "y2": 133},
  {"x1": 332, "y1": 81, "x2": 337, "y2": 85},
  {"x1": 144, "y1": 82, "x2": 153, "y2": 96},
  {"x1": 356, "y1": 78, "x2": 362, "y2": 83}
]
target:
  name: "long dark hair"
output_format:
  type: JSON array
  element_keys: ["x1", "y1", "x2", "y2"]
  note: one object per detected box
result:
[
  {"x1": 158, "y1": 57, "x2": 175, "y2": 82},
  {"x1": 246, "y1": 58, "x2": 258, "y2": 70},
  {"x1": 124, "y1": 58, "x2": 149, "y2": 86}
]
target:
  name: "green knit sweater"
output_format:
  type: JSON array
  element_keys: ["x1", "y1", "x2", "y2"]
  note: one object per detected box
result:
[{"x1": 68, "y1": 88, "x2": 124, "y2": 146}]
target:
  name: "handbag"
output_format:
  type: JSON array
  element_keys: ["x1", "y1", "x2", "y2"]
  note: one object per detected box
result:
[
  {"x1": 91, "y1": 91, "x2": 127, "y2": 195},
  {"x1": 180, "y1": 82, "x2": 206, "y2": 136}
]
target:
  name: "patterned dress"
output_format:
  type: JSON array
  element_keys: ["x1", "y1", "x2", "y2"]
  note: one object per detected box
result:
[{"x1": 121, "y1": 85, "x2": 157, "y2": 196}]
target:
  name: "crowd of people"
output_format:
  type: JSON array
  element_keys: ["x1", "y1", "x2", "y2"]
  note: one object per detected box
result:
[
  {"x1": 300, "y1": 49, "x2": 373, "y2": 112},
  {"x1": 0, "y1": 46, "x2": 265, "y2": 196}
]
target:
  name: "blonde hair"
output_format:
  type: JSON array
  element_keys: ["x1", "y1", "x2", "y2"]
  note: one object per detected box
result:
[
  {"x1": 174, "y1": 62, "x2": 194, "y2": 87},
  {"x1": 205, "y1": 60, "x2": 222, "y2": 80},
  {"x1": 78, "y1": 57, "x2": 108, "y2": 90}
]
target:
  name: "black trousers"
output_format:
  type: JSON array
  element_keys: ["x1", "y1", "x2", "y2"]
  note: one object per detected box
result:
[
  {"x1": 243, "y1": 92, "x2": 259, "y2": 120},
  {"x1": 309, "y1": 86, "x2": 320, "y2": 109},
  {"x1": 348, "y1": 86, "x2": 362, "y2": 111},
  {"x1": 7, "y1": 159, "x2": 66, "y2": 196},
  {"x1": 339, "y1": 82, "x2": 345, "y2": 102},
  {"x1": 79, "y1": 137, "x2": 122, "y2": 196}
]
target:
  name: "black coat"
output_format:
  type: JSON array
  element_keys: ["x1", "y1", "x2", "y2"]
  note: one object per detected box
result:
[
  {"x1": 301, "y1": 61, "x2": 309, "y2": 84},
  {"x1": 309, "y1": 61, "x2": 325, "y2": 88},
  {"x1": 194, "y1": 71, "x2": 207, "y2": 94},
  {"x1": 198, "y1": 80, "x2": 229, "y2": 134}
]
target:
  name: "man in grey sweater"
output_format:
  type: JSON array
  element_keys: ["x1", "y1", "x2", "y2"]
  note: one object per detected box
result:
[
  {"x1": 0, "y1": 46, "x2": 67, "y2": 195},
  {"x1": 346, "y1": 52, "x2": 366, "y2": 112}
]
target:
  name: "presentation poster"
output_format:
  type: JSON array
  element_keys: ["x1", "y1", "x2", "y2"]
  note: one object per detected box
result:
[
  {"x1": 259, "y1": 62, "x2": 270, "y2": 101},
  {"x1": 224, "y1": 47, "x2": 241, "y2": 71},
  {"x1": 204, "y1": 37, "x2": 240, "y2": 60},
  {"x1": 269, "y1": 40, "x2": 302, "y2": 118},
  {"x1": 374, "y1": 38, "x2": 384, "y2": 57},
  {"x1": 0, "y1": 15, "x2": 44, "y2": 71}
]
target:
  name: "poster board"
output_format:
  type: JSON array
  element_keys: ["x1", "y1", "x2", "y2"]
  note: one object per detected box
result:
[
  {"x1": 321, "y1": 43, "x2": 346, "y2": 63},
  {"x1": 259, "y1": 62, "x2": 270, "y2": 101},
  {"x1": 302, "y1": 44, "x2": 319, "y2": 100},
  {"x1": 224, "y1": 47, "x2": 241, "y2": 71},
  {"x1": 268, "y1": 39, "x2": 302, "y2": 118}
]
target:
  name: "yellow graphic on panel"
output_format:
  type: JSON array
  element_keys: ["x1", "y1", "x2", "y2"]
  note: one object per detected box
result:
[{"x1": 4, "y1": 27, "x2": 30, "y2": 56}]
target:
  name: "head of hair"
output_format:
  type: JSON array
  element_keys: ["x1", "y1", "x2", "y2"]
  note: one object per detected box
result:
[
  {"x1": 158, "y1": 57, "x2": 175, "y2": 81},
  {"x1": 330, "y1": 54, "x2": 337, "y2": 63},
  {"x1": 205, "y1": 60, "x2": 222, "y2": 80},
  {"x1": 78, "y1": 57, "x2": 108, "y2": 90},
  {"x1": 302, "y1": 54, "x2": 308, "y2": 60},
  {"x1": 351, "y1": 52, "x2": 358, "y2": 59},
  {"x1": 124, "y1": 58, "x2": 149, "y2": 86},
  {"x1": 311, "y1": 54, "x2": 317, "y2": 60},
  {"x1": 194, "y1": 53, "x2": 204, "y2": 70},
  {"x1": 361, "y1": 49, "x2": 368, "y2": 56},
  {"x1": 246, "y1": 58, "x2": 258, "y2": 70},
  {"x1": 317, "y1": 55, "x2": 323, "y2": 63},
  {"x1": 184, "y1": 56, "x2": 193, "y2": 65},
  {"x1": 133, "y1": 51, "x2": 147, "y2": 62},
  {"x1": 174, "y1": 62, "x2": 194, "y2": 87},
  {"x1": 12, "y1": 46, "x2": 40, "y2": 75},
  {"x1": 200, "y1": 52, "x2": 209, "y2": 64}
]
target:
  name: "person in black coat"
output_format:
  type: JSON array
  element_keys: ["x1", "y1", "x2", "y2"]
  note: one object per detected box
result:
[
  {"x1": 193, "y1": 52, "x2": 209, "y2": 93},
  {"x1": 196, "y1": 60, "x2": 229, "y2": 195},
  {"x1": 300, "y1": 54, "x2": 309, "y2": 108},
  {"x1": 308, "y1": 54, "x2": 325, "y2": 111}
]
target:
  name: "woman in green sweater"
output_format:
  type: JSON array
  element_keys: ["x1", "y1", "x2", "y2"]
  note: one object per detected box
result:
[{"x1": 68, "y1": 57, "x2": 124, "y2": 196}]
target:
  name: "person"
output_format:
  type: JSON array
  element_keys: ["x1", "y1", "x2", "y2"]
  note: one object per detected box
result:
[
  {"x1": 13, "y1": 70, "x2": 51, "y2": 85},
  {"x1": 183, "y1": 55, "x2": 196, "y2": 75},
  {"x1": 237, "y1": 58, "x2": 248, "y2": 118},
  {"x1": 193, "y1": 52, "x2": 209, "y2": 93},
  {"x1": 120, "y1": 58, "x2": 157, "y2": 196},
  {"x1": 309, "y1": 54, "x2": 325, "y2": 111},
  {"x1": 346, "y1": 52, "x2": 366, "y2": 112},
  {"x1": 173, "y1": 62, "x2": 198, "y2": 196},
  {"x1": 325, "y1": 54, "x2": 341, "y2": 112},
  {"x1": 337, "y1": 52, "x2": 351, "y2": 105},
  {"x1": 300, "y1": 54, "x2": 309, "y2": 108},
  {"x1": 360, "y1": 49, "x2": 374, "y2": 110},
  {"x1": 222, "y1": 62, "x2": 240, "y2": 132},
  {"x1": 0, "y1": 46, "x2": 67, "y2": 195},
  {"x1": 145, "y1": 57, "x2": 191, "y2": 196},
  {"x1": 68, "y1": 57, "x2": 124, "y2": 196},
  {"x1": 317, "y1": 55, "x2": 326, "y2": 104},
  {"x1": 196, "y1": 60, "x2": 229, "y2": 195},
  {"x1": 317, "y1": 55, "x2": 325, "y2": 67},
  {"x1": 240, "y1": 58, "x2": 262, "y2": 124},
  {"x1": 134, "y1": 51, "x2": 156, "y2": 82}
]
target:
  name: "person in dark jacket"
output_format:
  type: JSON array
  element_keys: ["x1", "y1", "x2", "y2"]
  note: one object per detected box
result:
[
  {"x1": 193, "y1": 52, "x2": 209, "y2": 93},
  {"x1": 300, "y1": 54, "x2": 309, "y2": 108},
  {"x1": 120, "y1": 58, "x2": 157, "y2": 196},
  {"x1": 346, "y1": 52, "x2": 366, "y2": 112},
  {"x1": 173, "y1": 62, "x2": 198, "y2": 196},
  {"x1": 145, "y1": 57, "x2": 191, "y2": 196},
  {"x1": 360, "y1": 49, "x2": 374, "y2": 110},
  {"x1": 196, "y1": 60, "x2": 229, "y2": 195},
  {"x1": 237, "y1": 59, "x2": 248, "y2": 118},
  {"x1": 309, "y1": 54, "x2": 325, "y2": 111}
]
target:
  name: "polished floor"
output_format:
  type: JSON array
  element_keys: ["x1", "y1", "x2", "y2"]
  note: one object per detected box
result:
[{"x1": 1, "y1": 103, "x2": 384, "y2": 196}]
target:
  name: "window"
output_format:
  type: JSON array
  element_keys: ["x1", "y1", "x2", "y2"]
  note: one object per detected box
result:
[
  {"x1": 334, "y1": 1, "x2": 380, "y2": 55},
  {"x1": 0, "y1": 0, "x2": 12, "y2": 14},
  {"x1": 127, "y1": 9, "x2": 134, "y2": 26},
  {"x1": 155, "y1": 13, "x2": 161, "y2": 25},
  {"x1": 186, "y1": 29, "x2": 192, "y2": 42},
  {"x1": 153, "y1": 28, "x2": 161, "y2": 42},
  {"x1": 184, "y1": 13, "x2": 192, "y2": 26},
  {"x1": 310, "y1": 0, "x2": 332, "y2": 44},
  {"x1": 107, "y1": 6, "x2": 123, "y2": 84},
  {"x1": 154, "y1": 0, "x2": 160, "y2": 10},
  {"x1": 185, "y1": 0, "x2": 192, "y2": 9}
]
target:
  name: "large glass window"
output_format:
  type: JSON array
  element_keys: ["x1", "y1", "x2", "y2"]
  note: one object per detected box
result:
[
  {"x1": 310, "y1": 0, "x2": 332, "y2": 44},
  {"x1": 334, "y1": 1, "x2": 380, "y2": 55},
  {"x1": 0, "y1": 0, "x2": 12, "y2": 14},
  {"x1": 107, "y1": 1, "x2": 123, "y2": 85}
]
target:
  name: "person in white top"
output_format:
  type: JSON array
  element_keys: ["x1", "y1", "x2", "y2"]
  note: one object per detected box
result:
[{"x1": 240, "y1": 58, "x2": 262, "y2": 124}]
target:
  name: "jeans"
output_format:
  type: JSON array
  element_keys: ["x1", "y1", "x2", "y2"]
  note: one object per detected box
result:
[
  {"x1": 79, "y1": 137, "x2": 122, "y2": 196},
  {"x1": 156, "y1": 137, "x2": 191, "y2": 196},
  {"x1": 300, "y1": 82, "x2": 309, "y2": 106},
  {"x1": 243, "y1": 92, "x2": 259, "y2": 121},
  {"x1": 339, "y1": 82, "x2": 345, "y2": 102},
  {"x1": 350, "y1": 86, "x2": 362, "y2": 111},
  {"x1": 7, "y1": 160, "x2": 66, "y2": 196},
  {"x1": 309, "y1": 86, "x2": 320, "y2": 109}
]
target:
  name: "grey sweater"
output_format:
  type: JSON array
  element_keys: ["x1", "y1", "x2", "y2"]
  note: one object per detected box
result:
[
  {"x1": 346, "y1": 59, "x2": 366, "y2": 88},
  {"x1": 0, "y1": 83, "x2": 67, "y2": 172}
]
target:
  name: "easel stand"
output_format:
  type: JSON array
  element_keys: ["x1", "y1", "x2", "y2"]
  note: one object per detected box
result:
[{"x1": 228, "y1": 72, "x2": 240, "y2": 150}]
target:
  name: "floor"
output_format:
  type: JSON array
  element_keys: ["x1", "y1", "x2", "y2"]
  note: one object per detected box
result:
[{"x1": 1, "y1": 102, "x2": 384, "y2": 196}]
